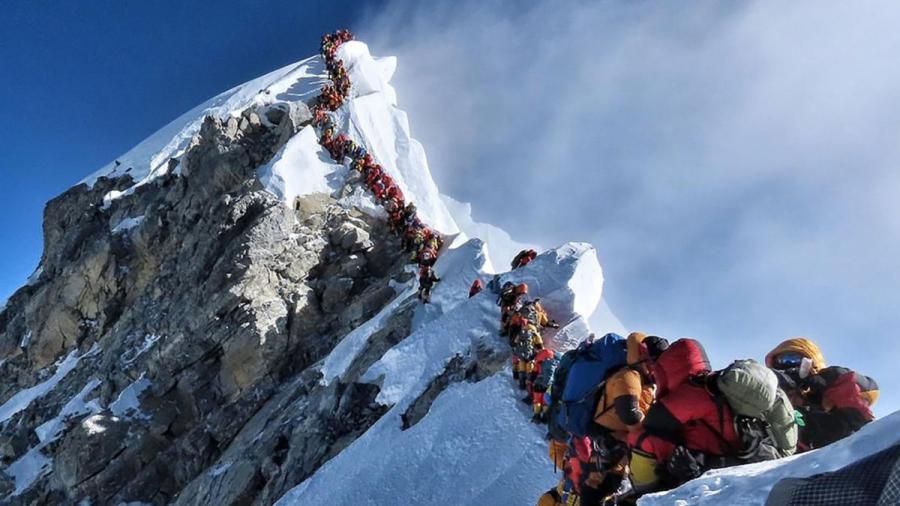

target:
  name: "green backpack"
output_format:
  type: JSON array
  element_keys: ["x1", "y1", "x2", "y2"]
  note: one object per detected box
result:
[{"x1": 716, "y1": 359, "x2": 798, "y2": 461}]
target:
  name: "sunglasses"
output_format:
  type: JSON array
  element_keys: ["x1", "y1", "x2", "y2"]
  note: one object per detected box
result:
[{"x1": 773, "y1": 352, "x2": 805, "y2": 369}]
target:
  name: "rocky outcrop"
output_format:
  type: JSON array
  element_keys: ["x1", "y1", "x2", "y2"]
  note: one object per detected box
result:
[{"x1": 0, "y1": 98, "x2": 415, "y2": 505}]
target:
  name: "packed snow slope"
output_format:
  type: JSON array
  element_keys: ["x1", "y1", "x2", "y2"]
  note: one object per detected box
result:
[
  {"x1": 641, "y1": 410, "x2": 900, "y2": 505},
  {"x1": 280, "y1": 241, "x2": 602, "y2": 506}
]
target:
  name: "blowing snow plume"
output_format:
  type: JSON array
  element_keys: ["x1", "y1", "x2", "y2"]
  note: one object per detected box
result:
[{"x1": 360, "y1": 0, "x2": 900, "y2": 413}]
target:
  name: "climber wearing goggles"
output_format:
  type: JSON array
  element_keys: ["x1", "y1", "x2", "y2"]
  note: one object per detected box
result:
[{"x1": 771, "y1": 352, "x2": 806, "y2": 370}]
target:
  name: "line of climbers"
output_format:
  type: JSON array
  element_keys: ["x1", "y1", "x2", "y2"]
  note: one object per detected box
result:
[
  {"x1": 313, "y1": 30, "x2": 444, "y2": 303},
  {"x1": 478, "y1": 251, "x2": 880, "y2": 506},
  {"x1": 313, "y1": 32, "x2": 881, "y2": 503}
]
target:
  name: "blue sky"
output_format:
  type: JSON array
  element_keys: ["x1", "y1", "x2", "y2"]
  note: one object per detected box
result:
[
  {"x1": 2, "y1": 1, "x2": 898, "y2": 414},
  {"x1": 0, "y1": 0, "x2": 380, "y2": 301},
  {"x1": 361, "y1": 0, "x2": 900, "y2": 415}
]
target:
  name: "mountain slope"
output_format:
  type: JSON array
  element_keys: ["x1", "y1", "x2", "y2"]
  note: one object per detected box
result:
[{"x1": 0, "y1": 35, "x2": 612, "y2": 505}]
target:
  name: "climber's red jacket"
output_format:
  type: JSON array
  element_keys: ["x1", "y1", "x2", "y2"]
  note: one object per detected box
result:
[{"x1": 630, "y1": 339, "x2": 740, "y2": 462}]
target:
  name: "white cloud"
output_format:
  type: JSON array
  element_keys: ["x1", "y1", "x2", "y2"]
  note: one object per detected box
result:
[{"x1": 360, "y1": 0, "x2": 900, "y2": 414}]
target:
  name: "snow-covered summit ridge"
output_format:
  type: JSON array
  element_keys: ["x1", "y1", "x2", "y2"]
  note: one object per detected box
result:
[
  {"x1": 82, "y1": 40, "x2": 459, "y2": 240},
  {"x1": 71, "y1": 38, "x2": 619, "y2": 326},
  {"x1": 81, "y1": 55, "x2": 327, "y2": 189}
]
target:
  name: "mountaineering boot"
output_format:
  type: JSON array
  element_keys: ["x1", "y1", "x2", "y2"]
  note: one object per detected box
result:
[{"x1": 518, "y1": 374, "x2": 527, "y2": 390}]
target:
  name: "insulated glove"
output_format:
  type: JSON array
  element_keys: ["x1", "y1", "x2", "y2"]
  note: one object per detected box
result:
[{"x1": 665, "y1": 446, "x2": 704, "y2": 483}]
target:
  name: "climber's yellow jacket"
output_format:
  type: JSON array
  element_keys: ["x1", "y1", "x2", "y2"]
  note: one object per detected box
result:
[{"x1": 593, "y1": 332, "x2": 655, "y2": 440}]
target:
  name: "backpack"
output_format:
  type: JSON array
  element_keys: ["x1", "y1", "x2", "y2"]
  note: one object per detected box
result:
[
  {"x1": 535, "y1": 352, "x2": 562, "y2": 392},
  {"x1": 547, "y1": 349, "x2": 579, "y2": 442},
  {"x1": 510, "y1": 251, "x2": 525, "y2": 269},
  {"x1": 519, "y1": 301, "x2": 540, "y2": 325},
  {"x1": 555, "y1": 333, "x2": 628, "y2": 438},
  {"x1": 497, "y1": 282, "x2": 515, "y2": 306},
  {"x1": 716, "y1": 359, "x2": 798, "y2": 461},
  {"x1": 513, "y1": 328, "x2": 538, "y2": 362}
]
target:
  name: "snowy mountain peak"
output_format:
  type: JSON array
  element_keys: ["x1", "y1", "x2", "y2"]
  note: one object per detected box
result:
[{"x1": 0, "y1": 33, "x2": 617, "y2": 505}]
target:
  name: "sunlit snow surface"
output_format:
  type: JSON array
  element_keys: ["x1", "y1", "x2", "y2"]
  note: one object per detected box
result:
[
  {"x1": 337, "y1": 41, "x2": 459, "y2": 235},
  {"x1": 58, "y1": 39, "x2": 626, "y2": 505},
  {"x1": 640, "y1": 410, "x2": 900, "y2": 505},
  {"x1": 81, "y1": 55, "x2": 328, "y2": 190},
  {"x1": 277, "y1": 241, "x2": 603, "y2": 506},
  {"x1": 0, "y1": 347, "x2": 97, "y2": 424},
  {"x1": 3, "y1": 347, "x2": 102, "y2": 495},
  {"x1": 257, "y1": 126, "x2": 345, "y2": 205}
]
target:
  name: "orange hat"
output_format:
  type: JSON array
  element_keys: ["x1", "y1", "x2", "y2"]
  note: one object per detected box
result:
[
  {"x1": 626, "y1": 332, "x2": 648, "y2": 365},
  {"x1": 516, "y1": 283, "x2": 528, "y2": 295},
  {"x1": 765, "y1": 337, "x2": 826, "y2": 373}
]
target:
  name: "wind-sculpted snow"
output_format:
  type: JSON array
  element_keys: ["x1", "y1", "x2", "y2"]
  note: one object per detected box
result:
[
  {"x1": 258, "y1": 126, "x2": 345, "y2": 204},
  {"x1": 277, "y1": 368, "x2": 558, "y2": 506},
  {"x1": 640, "y1": 410, "x2": 900, "y2": 506},
  {"x1": 319, "y1": 237, "x2": 488, "y2": 388},
  {"x1": 318, "y1": 278, "x2": 416, "y2": 386},
  {"x1": 441, "y1": 195, "x2": 534, "y2": 274},
  {"x1": 276, "y1": 241, "x2": 600, "y2": 505},
  {"x1": 590, "y1": 297, "x2": 627, "y2": 337},
  {"x1": 338, "y1": 41, "x2": 460, "y2": 235},
  {"x1": 499, "y1": 242, "x2": 605, "y2": 349},
  {"x1": 367, "y1": 240, "x2": 600, "y2": 407},
  {"x1": 335, "y1": 41, "x2": 398, "y2": 105},
  {"x1": 82, "y1": 56, "x2": 327, "y2": 190},
  {"x1": 409, "y1": 236, "x2": 491, "y2": 331}
]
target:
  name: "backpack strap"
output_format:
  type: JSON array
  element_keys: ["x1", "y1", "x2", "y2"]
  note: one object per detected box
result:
[
  {"x1": 594, "y1": 400, "x2": 616, "y2": 420},
  {"x1": 694, "y1": 394, "x2": 739, "y2": 455},
  {"x1": 592, "y1": 377, "x2": 623, "y2": 423}
]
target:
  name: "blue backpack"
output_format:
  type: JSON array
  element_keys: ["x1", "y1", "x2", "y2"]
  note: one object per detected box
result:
[
  {"x1": 534, "y1": 351, "x2": 561, "y2": 391},
  {"x1": 555, "y1": 333, "x2": 628, "y2": 437},
  {"x1": 547, "y1": 349, "x2": 579, "y2": 442}
]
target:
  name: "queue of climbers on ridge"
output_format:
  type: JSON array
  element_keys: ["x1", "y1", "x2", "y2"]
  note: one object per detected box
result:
[
  {"x1": 480, "y1": 250, "x2": 881, "y2": 506},
  {"x1": 314, "y1": 30, "x2": 444, "y2": 303},
  {"x1": 314, "y1": 32, "x2": 881, "y2": 503}
]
